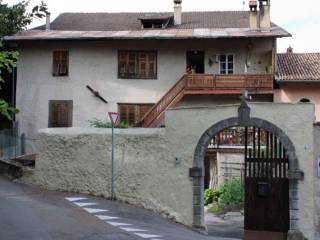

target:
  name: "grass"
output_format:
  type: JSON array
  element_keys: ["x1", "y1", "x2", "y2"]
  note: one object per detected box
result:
[{"x1": 208, "y1": 202, "x2": 223, "y2": 215}]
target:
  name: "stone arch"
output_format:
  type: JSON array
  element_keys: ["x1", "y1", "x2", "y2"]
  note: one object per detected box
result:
[{"x1": 191, "y1": 116, "x2": 303, "y2": 236}]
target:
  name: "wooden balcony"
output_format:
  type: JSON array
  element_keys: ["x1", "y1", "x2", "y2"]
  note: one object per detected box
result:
[
  {"x1": 140, "y1": 74, "x2": 274, "y2": 127},
  {"x1": 184, "y1": 74, "x2": 273, "y2": 95}
]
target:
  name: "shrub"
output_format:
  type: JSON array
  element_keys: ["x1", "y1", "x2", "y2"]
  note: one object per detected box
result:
[
  {"x1": 89, "y1": 118, "x2": 127, "y2": 128},
  {"x1": 204, "y1": 188, "x2": 221, "y2": 205},
  {"x1": 219, "y1": 179, "x2": 244, "y2": 205}
]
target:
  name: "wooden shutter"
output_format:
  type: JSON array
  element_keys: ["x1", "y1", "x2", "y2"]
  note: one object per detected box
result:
[
  {"x1": 118, "y1": 104, "x2": 153, "y2": 126},
  {"x1": 52, "y1": 51, "x2": 69, "y2": 76},
  {"x1": 49, "y1": 100, "x2": 73, "y2": 127},
  {"x1": 118, "y1": 51, "x2": 157, "y2": 79}
]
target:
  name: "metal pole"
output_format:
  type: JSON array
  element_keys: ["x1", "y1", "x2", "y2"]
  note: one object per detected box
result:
[{"x1": 111, "y1": 124, "x2": 115, "y2": 200}]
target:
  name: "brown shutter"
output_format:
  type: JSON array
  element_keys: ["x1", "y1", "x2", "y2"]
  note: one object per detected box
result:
[
  {"x1": 49, "y1": 100, "x2": 73, "y2": 127},
  {"x1": 52, "y1": 51, "x2": 69, "y2": 76}
]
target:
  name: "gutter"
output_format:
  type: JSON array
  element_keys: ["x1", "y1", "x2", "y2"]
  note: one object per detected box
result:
[{"x1": 275, "y1": 79, "x2": 320, "y2": 84}]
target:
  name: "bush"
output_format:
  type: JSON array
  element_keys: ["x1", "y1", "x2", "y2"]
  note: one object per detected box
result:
[
  {"x1": 89, "y1": 118, "x2": 127, "y2": 128},
  {"x1": 204, "y1": 188, "x2": 221, "y2": 205},
  {"x1": 219, "y1": 179, "x2": 244, "y2": 205}
]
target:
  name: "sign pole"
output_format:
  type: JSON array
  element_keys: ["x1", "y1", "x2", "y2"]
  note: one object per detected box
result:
[
  {"x1": 108, "y1": 112, "x2": 119, "y2": 200},
  {"x1": 111, "y1": 123, "x2": 115, "y2": 200}
]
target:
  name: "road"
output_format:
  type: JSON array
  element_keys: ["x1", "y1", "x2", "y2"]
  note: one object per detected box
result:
[{"x1": 0, "y1": 175, "x2": 240, "y2": 240}]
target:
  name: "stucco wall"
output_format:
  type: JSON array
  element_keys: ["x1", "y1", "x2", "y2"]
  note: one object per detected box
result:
[
  {"x1": 274, "y1": 85, "x2": 320, "y2": 122},
  {"x1": 313, "y1": 125, "x2": 320, "y2": 240},
  {"x1": 27, "y1": 102, "x2": 316, "y2": 239},
  {"x1": 16, "y1": 38, "x2": 274, "y2": 141}
]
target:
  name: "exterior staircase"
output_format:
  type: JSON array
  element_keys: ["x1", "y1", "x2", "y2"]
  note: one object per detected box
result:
[{"x1": 140, "y1": 74, "x2": 273, "y2": 128}]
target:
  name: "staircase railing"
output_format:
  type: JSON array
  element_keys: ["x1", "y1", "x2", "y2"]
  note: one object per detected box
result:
[{"x1": 140, "y1": 75, "x2": 188, "y2": 127}]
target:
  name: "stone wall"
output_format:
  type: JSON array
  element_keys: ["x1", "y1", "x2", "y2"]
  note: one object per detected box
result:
[{"x1": 31, "y1": 127, "x2": 194, "y2": 226}]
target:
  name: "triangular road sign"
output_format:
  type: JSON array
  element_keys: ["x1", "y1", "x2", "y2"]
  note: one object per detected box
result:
[{"x1": 108, "y1": 112, "x2": 120, "y2": 126}]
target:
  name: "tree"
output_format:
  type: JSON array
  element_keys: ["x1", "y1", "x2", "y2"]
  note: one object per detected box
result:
[{"x1": 0, "y1": 0, "x2": 48, "y2": 120}]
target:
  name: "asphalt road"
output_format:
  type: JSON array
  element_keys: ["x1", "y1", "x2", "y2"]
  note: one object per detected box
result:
[{"x1": 0, "y1": 175, "x2": 239, "y2": 240}]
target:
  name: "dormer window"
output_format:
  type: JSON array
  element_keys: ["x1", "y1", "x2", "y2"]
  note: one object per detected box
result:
[{"x1": 138, "y1": 14, "x2": 173, "y2": 29}]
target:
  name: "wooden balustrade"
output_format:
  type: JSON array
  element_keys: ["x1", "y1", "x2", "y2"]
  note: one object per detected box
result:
[{"x1": 140, "y1": 74, "x2": 274, "y2": 127}]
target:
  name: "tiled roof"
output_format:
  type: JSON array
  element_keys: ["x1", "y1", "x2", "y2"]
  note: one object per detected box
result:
[
  {"x1": 38, "y1": 11, "x2": 256, "y2": 31},
  {"x1": 276, "y1": 53, "x2": 320, "y2": 81},
  {"x1": 5, "y1": 11, "x2": 290, "y2": 41}
]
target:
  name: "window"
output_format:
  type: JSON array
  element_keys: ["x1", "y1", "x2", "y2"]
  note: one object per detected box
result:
[
  {"x1": 219, "y1": 54, "x2": 234, "y2": 74},
  {"x1": 299, "y1": 98, "x2": 311, "y2": 103},
  {"x1": 48, "y1": 100, "x2": 73, "y2": 127},
  {"x1": 52, "y1": 51, "x2": 69, "y2": 76},
  {"x1": 118, "y1": 51, "x2": 157, "y2": 79},
  {"x1": 118, "y1": 103, "x2": 154, "y2": 126}
]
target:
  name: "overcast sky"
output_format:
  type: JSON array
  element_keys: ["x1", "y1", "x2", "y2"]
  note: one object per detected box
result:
[{"x1": 6, "y1": 0, "x2": 320, "y2": 53}]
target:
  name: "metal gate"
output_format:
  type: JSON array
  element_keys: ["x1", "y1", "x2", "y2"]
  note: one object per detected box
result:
[{"x1": 244, "y1": 127, "x2": 289, "y2": 240}]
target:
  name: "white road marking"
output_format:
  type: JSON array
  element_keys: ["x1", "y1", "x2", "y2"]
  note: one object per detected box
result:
[
  {"x1": 73, "y1": 202, "x2": 97, "y2": 207},
  {"x1": 119, "y1": 227, "x2": 148, "y2": 232},
  {"x1": 83, "y1": 208, "x2": 108, "y2": 214},
  {"x1": 134, "y1": 233, "x2": 163, "y2": 238},
  {"x1": 95, "y1": 215, "x2": 119, "y2": 220},
  {"x1": 106, "y1": 221, "x2": 132, "y2": 227},
  {"x1": 65, "y1": 197, "x2": 87, "y2": 202}
]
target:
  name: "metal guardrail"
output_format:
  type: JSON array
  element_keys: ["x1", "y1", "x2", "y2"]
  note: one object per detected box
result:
[{"x1": 0, "y1": 127, "x2": 36, "y2": 160}]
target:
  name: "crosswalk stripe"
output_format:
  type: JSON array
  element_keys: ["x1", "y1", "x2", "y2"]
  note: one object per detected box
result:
[
  {"x1": 73, "y1": 202, "x2": 97, "y2": 207},
  {"x1": 65, "y1": 197, "x2": 87, "y2": 202},
  {"x1": 95, "y1": 215, "x2": 119, "y2": 220},
  {"x1": 134, "y1": 233, "x2": 163, "y2": 238},
  {"x1": 119, "y1": 227, "x2": 147, "y2": 232},
  {"x1": 83, "y1": 208, "x2": 108, "y2": 214},
  {"x1": 106, "y1": 221, "x2": 132, "y2": 227}
]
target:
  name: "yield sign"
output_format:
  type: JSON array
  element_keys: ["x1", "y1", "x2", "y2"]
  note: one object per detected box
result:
[{"x1": 108, "y1": 112, "x2": 120, "y2": 126}]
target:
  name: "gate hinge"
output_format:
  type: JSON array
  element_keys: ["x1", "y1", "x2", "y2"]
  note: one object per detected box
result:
[
  {"x1": 288, "y1": 169, "x2": 304, "y2": 180},
  {"x1": 189, "y1": 167, "x2": 203, "y2": 177}
]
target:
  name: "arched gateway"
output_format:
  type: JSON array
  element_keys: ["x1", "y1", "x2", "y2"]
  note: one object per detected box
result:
[{"x1": 190, "y1": 100, "x2": 304, "y2": 239}]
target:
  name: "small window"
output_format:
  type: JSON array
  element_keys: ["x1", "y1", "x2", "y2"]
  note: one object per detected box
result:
[
  {"x1": 299, "y1": 98, "x2": 311, "y2": 103},
  {"x1": 48, "y1": 100, "x2": 73, "y2": 127},
  {"x1": 118, "y1": 51, "x2": 157, "y2": 79},
  {"x1": 219, "y1": 54, "x2": 234, "y2": 74},
  {"x1": 52, "y1": 51, "x2": 69, "y2": 76},
  {"x1": 118, "y1": 103, "x2": 154, "y2": 126}
]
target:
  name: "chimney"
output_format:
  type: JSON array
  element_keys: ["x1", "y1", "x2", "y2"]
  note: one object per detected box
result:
[
  {"x1": 259, "y1": 0, "x2": 271, "y2": 32},
  {"x1": 174, "y1": 0, "x2": 182, "y2": 25},
  {"x1": 46, "y1": 13, "x2": 51, "y2": 31},
  {"x1": 287, "y1": 46, "x2": 293, "y2": 54},
  {"x1": 249, "y1": 0, "x2": 258, "y2": 30}
]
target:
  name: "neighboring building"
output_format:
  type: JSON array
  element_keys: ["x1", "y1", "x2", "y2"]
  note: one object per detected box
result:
[
  {"x1": 274, "y1": 51, "x2": 320, "y2": 122},
  {"x1": 5, "y1": 0, "x2": 290, "y2": 145}
]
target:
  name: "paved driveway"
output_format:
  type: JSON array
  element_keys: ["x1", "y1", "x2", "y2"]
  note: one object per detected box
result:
[{"x1": 0, "y1": 175, "x2": 240, "y2": 240}]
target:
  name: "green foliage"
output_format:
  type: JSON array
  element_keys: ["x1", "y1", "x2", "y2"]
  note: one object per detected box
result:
[
  {"x1": 89, "y1": 118, "x2": 128, "y2": 129},
  {"x1": 0, "y1": 99, "x2": 18, "y2": 120},
  {"x1": 208, "y1": 202, "x2": 222, "y2": 215},
  {"x1": 219, "y1": 179, "x2": 244, "y2": 205},
  {"x1": 0, "y1": 0, "x2": 49, "y2": 37},
  {"x1": 204, "y1": 188, "x2": 221, "y2": 205},
  {"x1": 0, "y1": 0, "x2": 48, "y2": 119}
]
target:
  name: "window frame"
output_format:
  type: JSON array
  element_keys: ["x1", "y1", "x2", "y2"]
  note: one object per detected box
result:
[
  {"x1": 52, "y1": 50, "x2": 69, "y2": 77},
  {"x1": 48, "y1": 100, "x2": 73, "y2": 128},
  {"x1": 118, "y1": 103, "x2": 154, "y2": 126},
  {"x1": 218, "y1": 54, "x2": 234, "y2": 75},
  {"x1": 118, "y1": 50, "x2": 158, "y2": 80}
]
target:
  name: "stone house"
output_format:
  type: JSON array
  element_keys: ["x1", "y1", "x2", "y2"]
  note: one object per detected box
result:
[{"x1": 5, "y1": 0, "x2": 290, "y2": 147}]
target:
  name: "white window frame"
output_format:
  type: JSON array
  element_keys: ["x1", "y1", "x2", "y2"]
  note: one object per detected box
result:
[{"x1": 218, "y1": 54, "x2": 234, "y2": 75}]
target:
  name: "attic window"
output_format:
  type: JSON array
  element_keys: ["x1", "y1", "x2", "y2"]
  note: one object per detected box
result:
[{"x1": 139, "y1": 16, "x2": 173, "y2": 29}]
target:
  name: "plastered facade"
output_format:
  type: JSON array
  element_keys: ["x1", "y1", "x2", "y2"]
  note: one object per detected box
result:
[
  {"x1": 16, "y1": 38, "x2": 275, "y2": 141},
  {"x1": 27, "y1": 103, "x2": 317, "y2": 239}
]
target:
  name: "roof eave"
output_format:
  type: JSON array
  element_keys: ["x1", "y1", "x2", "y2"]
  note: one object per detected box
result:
[{"x1": 276, "y1": 79, "x2": 320, "y2": 84}]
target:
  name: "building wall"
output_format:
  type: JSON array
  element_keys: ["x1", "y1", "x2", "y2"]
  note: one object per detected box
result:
[
  {"x1": 274, "y1": 85, "x2": 320, "y2": 122},
  {"x1": 26, "y1": 103, "x2": 317, "y2": 239},
  {"x1": 313, "y1": 125, "x2": 320, "y2": 240},
  {"x1": 16, "y1": 38, "x2": 274, "y2": 140}
]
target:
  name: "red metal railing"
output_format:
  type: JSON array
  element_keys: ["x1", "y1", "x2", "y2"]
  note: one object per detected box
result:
[{"x1": 140, "y1": 74, "x2": 273, "y2": 127}]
